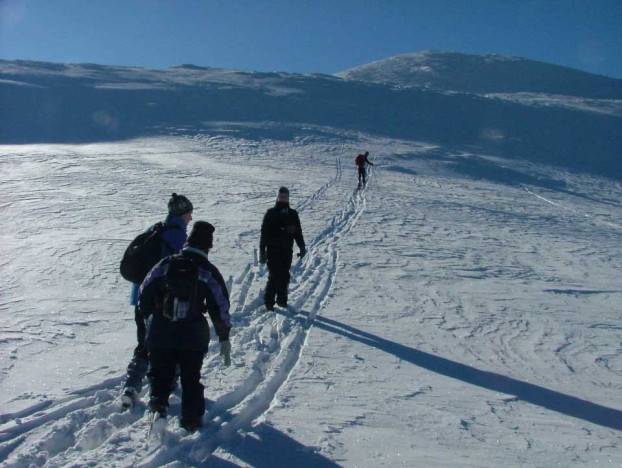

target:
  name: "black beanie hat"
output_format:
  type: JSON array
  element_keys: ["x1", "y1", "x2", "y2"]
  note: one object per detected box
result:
[
  {"x1": 276, "y1": 186, "x2": 289, "y2": 203},
  {"x1": 168, "y1": 193, "x2": 193, "y2": 216},
  {"x1": 187, "y1": 221, "x2": 214, "y2": 251}
]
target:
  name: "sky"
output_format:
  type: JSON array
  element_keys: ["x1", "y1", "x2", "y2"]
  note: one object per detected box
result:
[{"x1": 1, "y1": 0, "x2": 621, "y2": 78}]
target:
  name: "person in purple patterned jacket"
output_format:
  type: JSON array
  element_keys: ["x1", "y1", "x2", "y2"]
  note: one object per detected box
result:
[{"x1": 139, "y1": 221, "x2": 231, "y2": 432}]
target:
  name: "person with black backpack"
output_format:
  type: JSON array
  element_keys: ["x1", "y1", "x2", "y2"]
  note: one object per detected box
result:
[
  {"x1": 139, "y1": 221, "x2": 231, "y2": 432},
  {"x1": 120, "y1": 193, "x2": 193, "y2": 409},
  {"x1": 259, "y1": 187, "x2": 306, "y2": 311}
]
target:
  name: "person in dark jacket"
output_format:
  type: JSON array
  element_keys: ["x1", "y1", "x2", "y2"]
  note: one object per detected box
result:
[
  {"x1": 121, "y1": 193, "x2": 193, "y2": 408},
  {"x1": 355, "y1": 151, "x2": 374, "y2": 187},
  {"x1": 139, "y1": 221, "x2": 231, "y2": 432},
  {"x1": 259, "y1": 187, "x2": 306, "y2": 311}
]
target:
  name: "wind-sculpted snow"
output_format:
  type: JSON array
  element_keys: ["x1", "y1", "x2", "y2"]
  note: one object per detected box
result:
[{"x1": 1, "y1": 128, "x2": 621, "y2": 466}]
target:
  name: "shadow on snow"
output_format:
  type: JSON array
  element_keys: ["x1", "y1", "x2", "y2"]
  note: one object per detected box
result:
[
  {"x1": 280, "y1": 310, "x2": 622, "y2": 432},
  {"x1": 208, "y1": 422, "x2": 340, "y2": 468},
  {"x1": 153, "y1": 398, "x2": 339, "y2": 467}
]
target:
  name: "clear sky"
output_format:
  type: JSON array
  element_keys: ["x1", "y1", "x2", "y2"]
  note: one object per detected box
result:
[{"x1": 1, "y1": 0, "x2": 621, "y2": 78}]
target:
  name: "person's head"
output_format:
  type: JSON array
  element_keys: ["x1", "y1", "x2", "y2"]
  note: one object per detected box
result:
[
  {"x1": 275, "y1": 186, "x2": 289, "y2": 207},
  {"x1": 187, "y1": 221, "x2": 214, "y2": 252},
  {"x1": 364, "y1": 151, "x2": 369, "y2": 156},
  {"x1": 168, "y1": 193, "x2": 193, "y2": 223}
]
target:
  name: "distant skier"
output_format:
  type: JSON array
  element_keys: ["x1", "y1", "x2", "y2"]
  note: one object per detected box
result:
[
  {"x1": 139, "y1": 221, "x2": 231, "y2": 432},
  {"x1": 259, "y1": 187, "x2": 306, "y2": 311},
  {"x1": 120, "y1": 193, "x2": 193, "y2": 409},
  {"x1": 355, "y1": 151, "x2": 374, "y2": 187}
]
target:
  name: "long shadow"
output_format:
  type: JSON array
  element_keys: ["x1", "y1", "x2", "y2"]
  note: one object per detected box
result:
[{"x1": 280, "y1": 310, "x2": 622, "y2": 431}]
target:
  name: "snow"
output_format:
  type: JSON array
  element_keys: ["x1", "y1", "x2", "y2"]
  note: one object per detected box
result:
[
  {"x1": 1, "y1": 127, "x2": 621, "y2": 466},
  {"x1": 0, "y1": 59, "x2": 302, "y2": 96},
  {"x1": 1, "y1": 54, "x2": 622, "y2": 466},
  {"x1": 3, "y1": 56, "x2": 622, "y2": 179},
  {"x1": 339, "y1": 50, "x2": 622, "y2": 98},
  {"x1": 483, "y1": 92, "x2": 622, "y2": 117}
]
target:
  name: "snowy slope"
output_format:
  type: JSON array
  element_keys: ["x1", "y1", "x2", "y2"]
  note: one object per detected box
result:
[
  {"x1": 2, "y1": 57, "x2": 622, "y2": 178},
  {"x1": 1, "y1": 54, "x2": 622, "y2": 467},
  {"x1": 1, "y1": 128, "x2": 621, "y2": 467},
  {"x1": 338, "y1": 50, "x2": 622, "y2": 98},
  {"x1": 339, "y1": 51, "x2": 622, "y2": 143}
]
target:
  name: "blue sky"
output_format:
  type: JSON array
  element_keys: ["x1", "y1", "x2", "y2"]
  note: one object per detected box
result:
[{"x1": 1, "y1": 0, "x2": 621, "y2": 78}]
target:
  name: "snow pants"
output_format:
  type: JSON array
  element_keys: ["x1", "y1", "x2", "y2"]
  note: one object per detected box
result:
[
  {"x1": 123, "y1": 306, "x2": 148, "y2": 393},
  {"x1": 265, "y1": 248, "x2": 293, "y2": 307},
  {"x1": 148, "y1": 348, "x2": 205, "y2": 425},
  {"x1": 358, "y1": 167, "x2": 367, "y2": 185}
]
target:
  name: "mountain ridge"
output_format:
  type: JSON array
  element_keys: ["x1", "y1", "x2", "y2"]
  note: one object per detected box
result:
[
  {"x1": 338, "y1": 50, "x2": 622, "y2": 98},
  {"x1": 1, "y1": 53, "x2": 621, "y2": 179}
]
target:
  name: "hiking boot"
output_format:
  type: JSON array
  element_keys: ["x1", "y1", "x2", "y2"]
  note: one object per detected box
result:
[
  {"x1": 180, "y1": 418, "x2": 202, "y2": 433},
  {"x1": 121, "y1": 388, "x2": 138, "y2": 409}
]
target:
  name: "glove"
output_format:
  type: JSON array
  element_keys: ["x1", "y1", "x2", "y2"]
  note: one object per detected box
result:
[
  {"x1": 259, "y1": 250, "x2": 267, "y2": 265},
  {"x1": 220, "y1": 340, "x2": 231, "y2": 367},
  {"x1": 297, "y1": 248, "x2": 307, "y2": 259}
]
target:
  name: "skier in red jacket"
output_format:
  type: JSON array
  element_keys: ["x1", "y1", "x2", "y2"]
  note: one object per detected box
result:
[{"x1": 355, "y1": 151, "x2": 373, "y2": 187}]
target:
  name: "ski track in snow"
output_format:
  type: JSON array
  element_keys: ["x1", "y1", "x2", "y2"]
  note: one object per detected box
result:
[{"x1": 0, "y1": 154, "x2": 367, "y2": 467}]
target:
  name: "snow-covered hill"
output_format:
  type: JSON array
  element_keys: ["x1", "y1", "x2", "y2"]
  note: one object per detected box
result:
[
  {"x1": 1, "y1": 54, "x2": 622, "y2": 467},
  {"x1": 338, "y1": 50, "x2": 622, "y2": 98},
  {"x1": 2, "y1": 56, "x2": 622, "y2": 178}
]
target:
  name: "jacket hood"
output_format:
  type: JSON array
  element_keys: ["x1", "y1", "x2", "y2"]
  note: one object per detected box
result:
[{"x1": 165, "y1": 213, "x2": 189, "y2": 230}]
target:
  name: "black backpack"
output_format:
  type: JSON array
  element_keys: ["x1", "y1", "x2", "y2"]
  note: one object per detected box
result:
[
  {"x1": 162, "y1": 254, "x2": 200, "y2": 322},
  {"x1": 120, "y1": 222, "x2": 178, "y2": 284}
]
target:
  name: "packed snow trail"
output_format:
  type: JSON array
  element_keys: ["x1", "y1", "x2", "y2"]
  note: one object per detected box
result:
[
  {"x1": 134, "y1": 162, "x2": 368, "y2": 466},
  {"x1": 0, "y1": 155, "x2": 366, "y2": 467}
]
